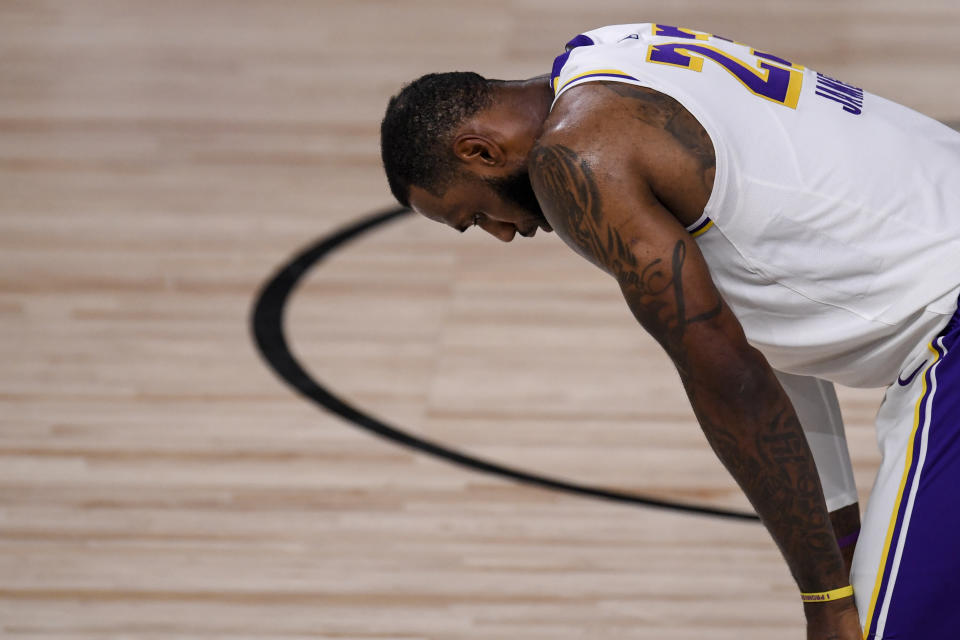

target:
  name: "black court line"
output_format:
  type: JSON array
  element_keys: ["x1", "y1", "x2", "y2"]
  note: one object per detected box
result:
[{"x1": 250, "y1": 206, "x2": 759, "y2": 522}]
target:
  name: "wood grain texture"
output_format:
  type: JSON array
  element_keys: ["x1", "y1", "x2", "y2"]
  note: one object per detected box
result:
[{"x1": 1, "y1": 1, "x2": 956, "y2": 638}]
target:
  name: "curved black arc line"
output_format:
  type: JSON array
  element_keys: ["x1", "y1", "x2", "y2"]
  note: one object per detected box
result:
[{"x1": 250, "y1": 206, "x2": 759, "y2": 522}]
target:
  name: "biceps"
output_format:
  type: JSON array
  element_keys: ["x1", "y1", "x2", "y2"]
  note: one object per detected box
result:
[
  {"x1": 529, "y1": 141, "x2": 749, "y2": 365},
  {"x1": 618, "y1": 236, "x2": 719, "y2": 338}
]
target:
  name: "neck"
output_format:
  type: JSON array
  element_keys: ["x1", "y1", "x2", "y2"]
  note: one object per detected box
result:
[{"x1": 496, "y1": 76, "x2": 555, "y2": 137}]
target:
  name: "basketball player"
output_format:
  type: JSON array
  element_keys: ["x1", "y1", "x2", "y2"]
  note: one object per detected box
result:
[{"x1": 379, "y1": 24, "x2": 960, "y2": 639}]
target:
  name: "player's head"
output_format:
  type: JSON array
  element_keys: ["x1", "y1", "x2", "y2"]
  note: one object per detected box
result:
[{"x1": 380, "y1": 71, "x2": 552, "y2": 242}]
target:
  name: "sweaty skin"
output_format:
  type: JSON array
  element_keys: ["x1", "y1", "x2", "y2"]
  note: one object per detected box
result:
[
  {"x1": 553, "y1": 83, "x2": 863, "y2": 577},
  {"x1": 408, "y1": 77, "x2": 862, "y2": 639},
  {"x1": 530, "y1": 82, "x2": 861, "y2": 640}
]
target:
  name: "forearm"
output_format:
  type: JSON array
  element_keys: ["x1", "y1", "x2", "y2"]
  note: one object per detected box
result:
[{"x1": 682, "y1": 348, "x2": 849, "y2": 593}]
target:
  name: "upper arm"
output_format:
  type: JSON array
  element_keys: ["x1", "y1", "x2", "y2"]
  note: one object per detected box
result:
[{"x1": 528, "y1": 107, "x2": 747, "y2": 378}]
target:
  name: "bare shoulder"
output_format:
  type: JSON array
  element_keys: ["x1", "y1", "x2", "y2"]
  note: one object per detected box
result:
[
  {"x1": 535, "y1": 83, "x2": 638, "y2": 159},
  {"x1": 543, "y1": 81, "x2": 713, "y2": 161},
  {"x1": 542, "y1": 82, "x2": 684, "y2": 136},
  {"x1": 533, "y1": 81, "x2": 715, "y2": 227},
  {"x1": 527, "y1": 84, "x2": 655, "y2": 249}
]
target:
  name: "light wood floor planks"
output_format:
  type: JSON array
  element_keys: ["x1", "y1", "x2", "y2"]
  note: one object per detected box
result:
[{"x1": 1, "y1": 1, "x2": 957, "y2": 638}]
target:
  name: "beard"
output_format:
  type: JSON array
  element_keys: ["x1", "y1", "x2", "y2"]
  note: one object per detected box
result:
[{"x1": 484, "y1": 168, "x2": 547, "y2": 225}]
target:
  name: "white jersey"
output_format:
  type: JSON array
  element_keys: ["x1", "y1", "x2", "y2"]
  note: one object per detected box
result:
[{"x1": 551, "y1": 24, "x2": 960, "y2": 388}]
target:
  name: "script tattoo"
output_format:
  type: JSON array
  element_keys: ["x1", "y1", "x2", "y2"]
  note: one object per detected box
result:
[{"x1": 530, "y1": 143, "x2": 720, "y2": 365}]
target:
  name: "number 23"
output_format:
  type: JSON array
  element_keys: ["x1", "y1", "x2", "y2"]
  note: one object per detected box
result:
[{"x1": 646, "y1": 30, "x2": 804, "y2": 109}]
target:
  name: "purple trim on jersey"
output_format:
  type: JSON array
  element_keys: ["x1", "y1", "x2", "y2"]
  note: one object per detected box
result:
[
  {"x1": 564, "y1": 33, "x2": 594, "y2": 51},
  {"x1": 550, "y1": 34, "x2": 596, "y2": 96},
  {"x1": 867, "y1": 299, "x2": 960, "y2": 638},
  {"x1": 687, "y1": 216, "x2": 713, "y2": 235},
  {"x1": 551, "y1": 51, "x2": 571, "y2": 91}
]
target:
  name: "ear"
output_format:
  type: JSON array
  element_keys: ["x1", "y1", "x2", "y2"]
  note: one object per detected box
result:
[{"x1": 452, "y1": 134, "x2": 505, "y2": 168}]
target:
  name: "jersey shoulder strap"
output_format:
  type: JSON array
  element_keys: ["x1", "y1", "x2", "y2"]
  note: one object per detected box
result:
[{"x1": 549, "y1": 24, "x2": 657, "y2": 98}]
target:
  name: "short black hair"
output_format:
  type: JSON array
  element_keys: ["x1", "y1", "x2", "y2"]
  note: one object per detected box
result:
[{"x1": 380, "y1": 71, "x2": 495, "y2": 207}]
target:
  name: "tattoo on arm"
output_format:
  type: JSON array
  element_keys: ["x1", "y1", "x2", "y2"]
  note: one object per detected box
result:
[
  {"x1": 531, "y1": 141, "x2": 847, "y2": 593},
  {"x1": 530, "y1": 143, "x2": 720, "y2": 365},
  {"x1": 702, "y1": 402, "x2": 846, "y2": 584}
]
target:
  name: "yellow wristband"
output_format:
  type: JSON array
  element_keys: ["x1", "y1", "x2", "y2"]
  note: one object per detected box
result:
[{"x1": 801, "y1": 586, "x2": 854, "y2": 602}]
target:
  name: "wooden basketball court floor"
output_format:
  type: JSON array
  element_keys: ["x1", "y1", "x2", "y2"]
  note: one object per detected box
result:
[{"x1": 1, "y1": 1, "x2": 958, "y2": 638}]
